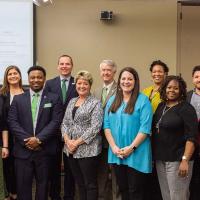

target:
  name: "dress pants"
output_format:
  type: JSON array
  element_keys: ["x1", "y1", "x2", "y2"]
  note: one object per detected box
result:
[
  {"x1": 15, "y1": 153, "x2": 50, "y2": 200},
  {"x1": 68, "y1": 155, "x2": 99, "y2": 200},
  {"x1": 63, "y1": 153, "x2": 75, "y2": 200},
  {"x1": 49, "y1": 139, "x2": 62, "y2": 200},
  {"x1": 144, "y1": 163, "x2": 162, "y2": 200},
  {"x1": 3, "y1": 154, "x2": 17, "y2": 196},
  {"x1": 0, "y1": 149, "x2": 5, "y2": 199},
  {"x1": 156, "y1": 160, "x2": 193, "y2": 200},
  {"x1": 113, "y1": 164, "x2": 147, "y2": 200},
  {"x1": 189, "y1": 151, "x2": 200, "y2": 200},
  {"x1": 98, "y1": 148, "x2": 121, "y2": 200}
]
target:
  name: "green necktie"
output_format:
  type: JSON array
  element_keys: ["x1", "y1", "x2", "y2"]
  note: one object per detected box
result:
[
  {"x1": 102, "y1": 87, "x2": 108, "y2": 105},
  {"x1": 62, "y1": 79, "x2": 67, "y2": 103},
  {"x1": 31, "y1": 93, "x2": 40, "y2": 124}
]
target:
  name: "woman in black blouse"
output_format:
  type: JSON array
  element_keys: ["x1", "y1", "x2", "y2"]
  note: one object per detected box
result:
[
  {"x1": 152, "y1": 75, "x2": 198, "y2": 200},
  {"x1": 0, "y1": 65, "x2": 24, "y2": 200},
  {"x1": 0, "y1": 94, "x2": 5, "y2": 199}
]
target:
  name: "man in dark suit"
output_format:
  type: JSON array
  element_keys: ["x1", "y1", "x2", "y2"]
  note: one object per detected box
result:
[
  {"x1": 8, "y1": 66, "x2": 63, "y2": 200},
  {"x1": 45, "y1": 55, "x2": 78, "y2": 200},
  {"x1": 94, "y1": 60, "x2": 120, "y2": 200}
]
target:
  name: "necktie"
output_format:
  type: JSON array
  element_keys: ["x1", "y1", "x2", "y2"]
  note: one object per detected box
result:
[
  {"x1": 62, "y1": 79, "x2": 67, "y2": 103},
  {"x1": 31, "y1": 93, "x2": 40, "y2": 124},
  {"x1": 102, "y1": 87, "x2": 108, "y2": 105}
]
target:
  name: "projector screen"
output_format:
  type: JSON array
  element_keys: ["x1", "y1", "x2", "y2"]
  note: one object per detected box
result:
[{"x1": 0, "y1": 0, "x2": 34, "y2": 85}]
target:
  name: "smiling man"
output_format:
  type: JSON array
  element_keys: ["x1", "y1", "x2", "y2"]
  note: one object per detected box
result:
[
  {"x1": 8, "y1": 66, "x2": 63, "y2": 200},
  {"x1": 45, "y1": 55, "x2": 78, "y2": 200},
  {"x1": 94, "y1": 60, "x2": 121, "y2": 200},
  {"x1": 187, "y1": 65, "x2": 200, "y2": 200}
]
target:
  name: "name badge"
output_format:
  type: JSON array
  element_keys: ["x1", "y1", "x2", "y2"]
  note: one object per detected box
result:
[{"x1": 44, "y1": 103, "x2": 52, "y2": 108}]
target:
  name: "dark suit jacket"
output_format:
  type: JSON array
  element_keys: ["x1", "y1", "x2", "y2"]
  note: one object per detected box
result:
[
  {"x1": 187, "y1": 90, "x2": 193, "y2": 103},
  {"x1": 0, "y1": 96, "x2": 4, "y2": 141},
  {"x1": 0, "y1": 91, "x2": 27, "y2": 130},
  {"x1": 45, "y1": 76, "x2": 78, "y2": 116},
  {"x1": 7, "y1": 90, "x2": 63, "y2": 159},
  {"x1": 187, "y1": 90, "x2": 200, "y2": 144},
  {"x1": 0, "y1": 93, "x2": 15, "y2": 149}
]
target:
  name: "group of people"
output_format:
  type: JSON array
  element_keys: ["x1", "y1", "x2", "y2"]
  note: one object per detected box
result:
[{"x1": 0, "y1": 55, "x2": 199, "y2": 200}]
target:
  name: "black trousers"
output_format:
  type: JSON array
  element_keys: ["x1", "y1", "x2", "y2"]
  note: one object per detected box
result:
[
  {"x1": 113, "y1": 164, "x2": 147, "y2": 200},
  {"x1": 3, "y1": 154, "x2": 17, "y2": 195},
  {"x1": 49, "y1": 150, "x2": 62, "y2": 200},
  {"x1": 189, "y1": 151, "x2": 200, "y2": 200},
  {"x1": 49, "y1": 140, "x2": 75, "y2": 200},
  {"x1": 15, "y1": 154, "x2": 50, "y2": 200},
  {"x1": 97, "y1": 148, "x2": 111, "y2": 200},
  {"x1": 63, "y1": 153, "x2": 75, "y2": 200},
  {"x1": 68, "y1": 155, "x2": 99, "y2": 200},
  {"x1": 144, "y1": 164, "x2": 162, "y2": 200}
]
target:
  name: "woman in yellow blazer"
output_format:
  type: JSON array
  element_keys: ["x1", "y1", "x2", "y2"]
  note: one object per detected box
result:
[
  {"x1": 142, "y1": 60, "x2": 169, "y2": 200},
  {"x1": 143, "y1": 60, "x2": 169, "y2": 113}
]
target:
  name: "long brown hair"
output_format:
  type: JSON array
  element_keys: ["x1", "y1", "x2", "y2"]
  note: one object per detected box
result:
[
  {"x1": 0, "y1": 65, "x2": 22, "y2": 96},
  {"x1": 109, "y1": 67, "x2": 140, "y2": 114}
]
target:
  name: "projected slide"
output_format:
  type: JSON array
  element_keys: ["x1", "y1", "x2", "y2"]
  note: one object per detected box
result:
[{"x1": 0, "y1": 0, "x2": 33, "y2": 84}]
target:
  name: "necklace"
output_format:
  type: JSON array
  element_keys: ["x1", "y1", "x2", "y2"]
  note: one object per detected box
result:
[{"x1": 156, "y1": 103, "x2": 178, "y2": 133}]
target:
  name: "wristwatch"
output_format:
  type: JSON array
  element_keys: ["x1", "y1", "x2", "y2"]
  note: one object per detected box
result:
[
  {"x1": 132, "y1": 146, "x2": 137, "y2": 151},
  {"x1": 182, "y1": 155, "x2": 188, "y2": 161}
]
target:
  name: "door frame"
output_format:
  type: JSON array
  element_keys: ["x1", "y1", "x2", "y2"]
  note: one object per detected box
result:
[{"x1": 177, "y1": 1, "x2": 200, "y2": 76}]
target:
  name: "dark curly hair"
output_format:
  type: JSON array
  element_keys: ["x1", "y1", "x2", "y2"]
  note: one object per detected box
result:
[
  {"x1": 150, "y1": 60, "x2": 169, "y2": 73},
  {"x1": 27, "y1": 65, "x2": 46, "y2": 77},
  {"x1": 160, "y1": 75, "x2": 187, "y2": 102}
]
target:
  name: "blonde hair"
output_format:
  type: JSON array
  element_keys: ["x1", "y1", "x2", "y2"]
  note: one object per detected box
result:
[{"x1": 75, "y1": 70, "x2": 93, "y2": 86}]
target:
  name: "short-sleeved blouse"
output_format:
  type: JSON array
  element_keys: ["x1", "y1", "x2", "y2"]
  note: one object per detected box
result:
[{"x1": 104, "y1": 93, "x2": 153, "y2": 173}]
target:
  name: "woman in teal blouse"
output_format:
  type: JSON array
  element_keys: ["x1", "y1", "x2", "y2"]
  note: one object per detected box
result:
[{"x1": 104, "y1": 67, "x2": 153, "y2": 200}]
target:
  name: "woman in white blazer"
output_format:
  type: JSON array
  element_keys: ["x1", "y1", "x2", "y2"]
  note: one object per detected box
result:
[{"x1": 61, "y1": 70, "x2": 103, "y2": 200}]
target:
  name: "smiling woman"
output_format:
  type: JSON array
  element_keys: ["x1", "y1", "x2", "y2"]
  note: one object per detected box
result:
[
  {"x1": 0, "y1": 98, "x2": 5, "y2": 199},
  {"x1": 152, "y1": 75, "x2": 198, "y2": 200},
  {"x1": 0, "y1": 65, "x2": 24, "y2": 200},
  {"x1": 61, "y1": 70, "x2": 103, "y2": 200},
  {"x1": 104, "y1": 67, "x2": 153, "y2": 200},
  {"x1": 143, "y1": 60, "x2": 169, "y2": 113},
  {"x1": 75, "y1": 70, "x2": 93, "y2": 99}
]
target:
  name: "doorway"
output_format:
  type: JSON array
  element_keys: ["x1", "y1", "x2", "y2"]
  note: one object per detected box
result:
[{"x1": 177, "y1": 1, "x2": 200, "y2": 90}]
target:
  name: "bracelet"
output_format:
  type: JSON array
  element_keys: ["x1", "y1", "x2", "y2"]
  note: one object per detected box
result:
[{"x1": 2, "y1": 147, "x2": 9, "y2": 149}]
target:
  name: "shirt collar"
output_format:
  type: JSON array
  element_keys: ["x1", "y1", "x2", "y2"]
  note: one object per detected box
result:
[
  {"x1": 60, "y1": 75, "x2": 71, "y2": 82},
  {"x1": 193, "y1": 89, "x2": 200, "y2": 97},
  {"x1": 103, "y1": 80, "x2": 115, "y2": 91},
  {"x1": 29, "y1": 88, "x2": 43, "y2": 97}
]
